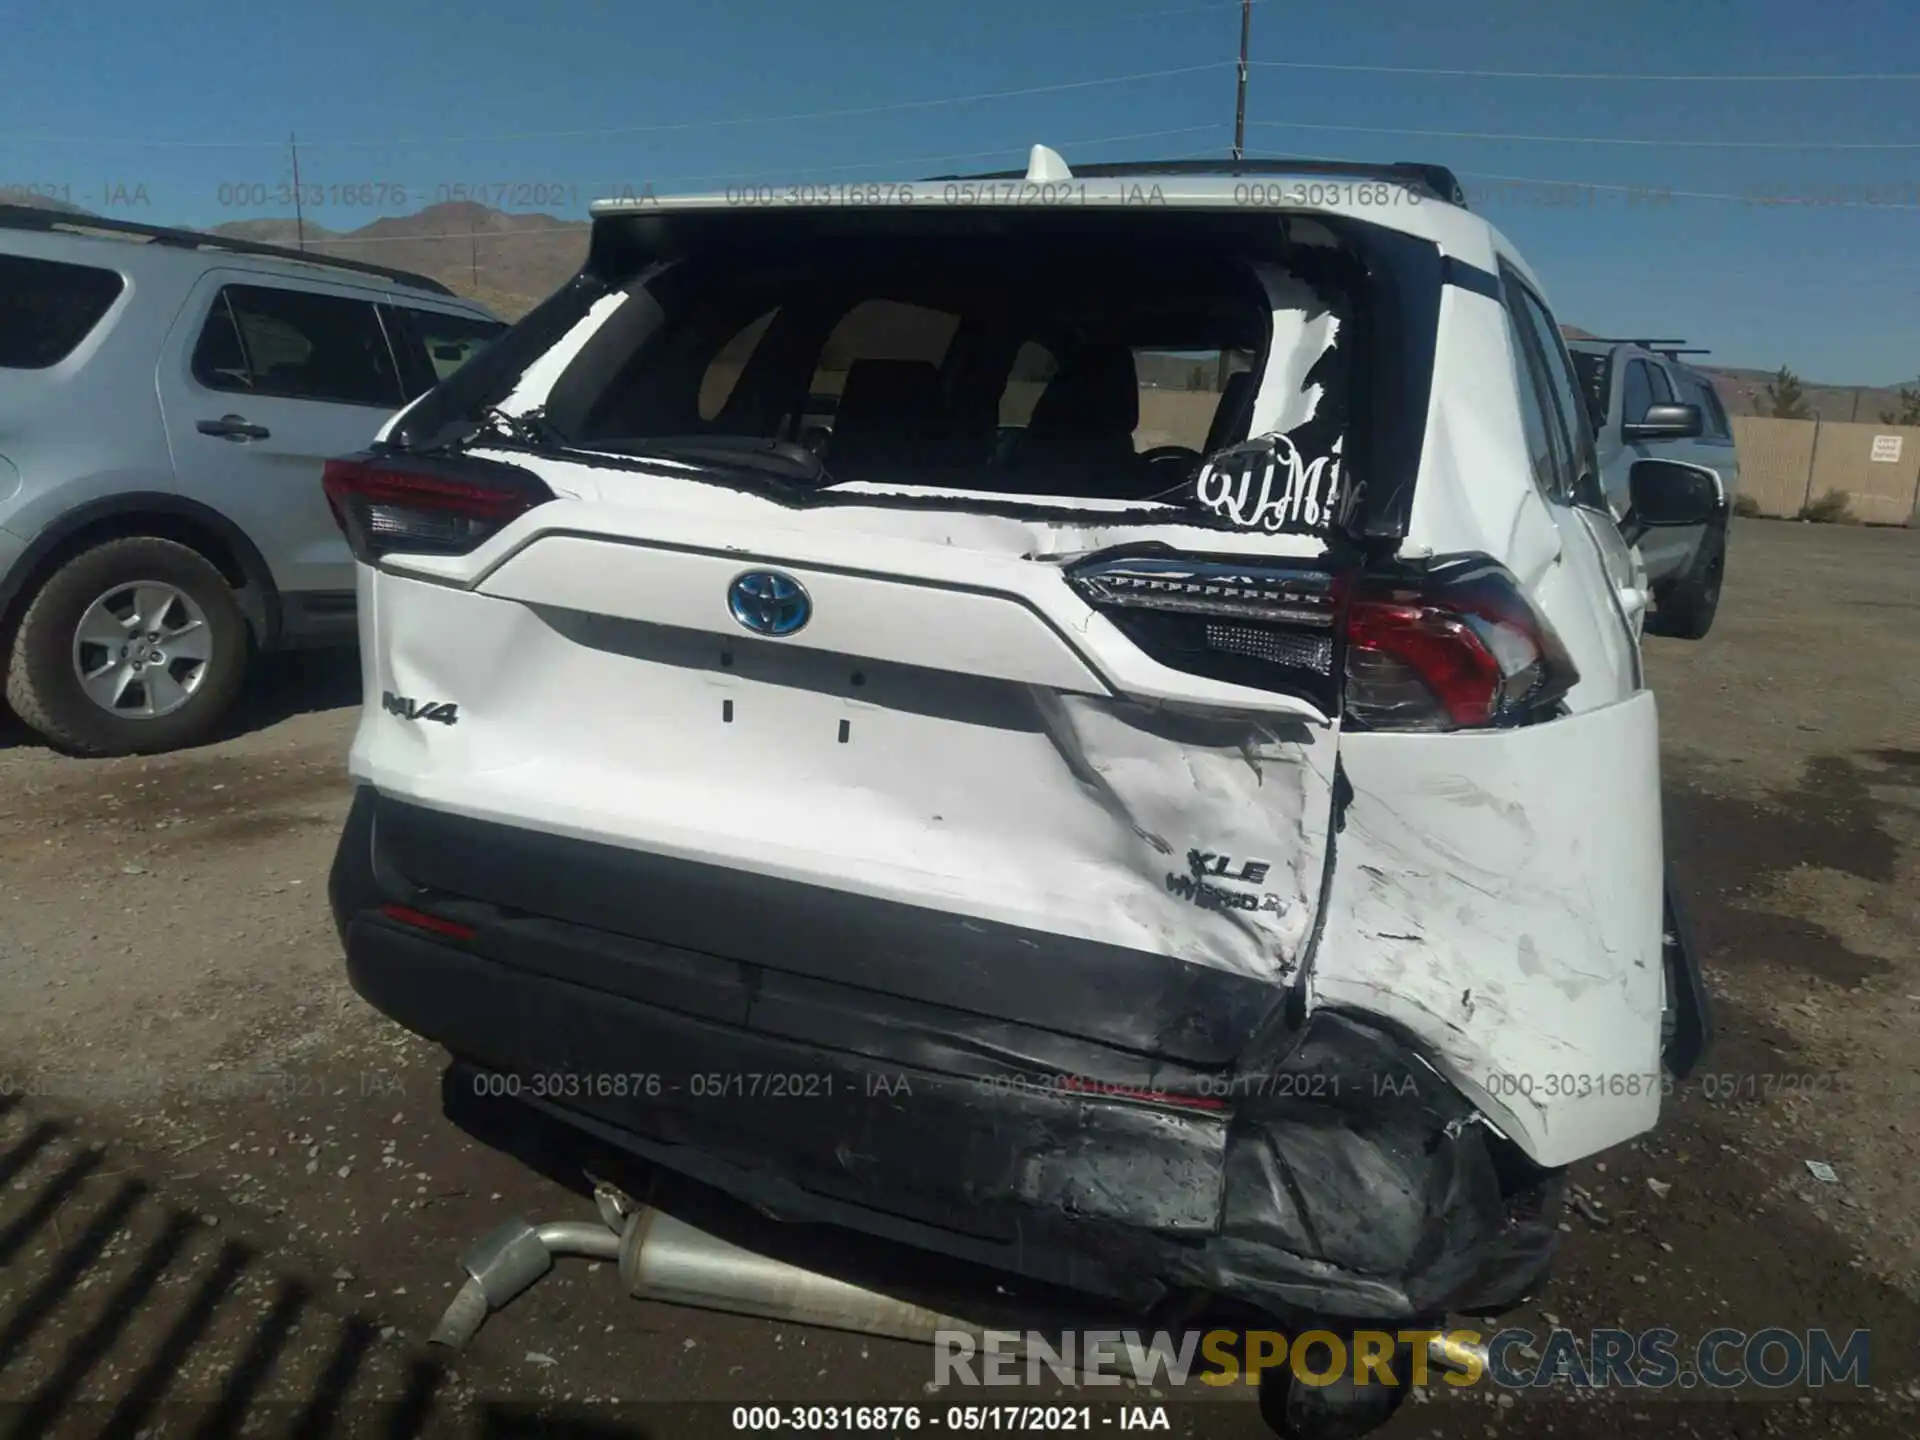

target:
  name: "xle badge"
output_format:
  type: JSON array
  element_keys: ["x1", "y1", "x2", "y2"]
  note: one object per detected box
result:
[
  {"x1": 1164, "y1": 851, "x2": 1286, "y2": 915},
  {"x1": 382, "y1": 691, "x2": 459, "y2": 725}
]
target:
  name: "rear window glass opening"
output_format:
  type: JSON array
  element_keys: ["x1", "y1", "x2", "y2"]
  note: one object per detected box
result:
[{"x1": 547, "y1": 224, "x2": 1367, "y2": 507}]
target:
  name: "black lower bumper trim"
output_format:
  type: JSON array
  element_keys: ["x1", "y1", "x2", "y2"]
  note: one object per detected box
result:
[{"x1": 332, "y1": 786, "x2": 1563, "y2": 1322}]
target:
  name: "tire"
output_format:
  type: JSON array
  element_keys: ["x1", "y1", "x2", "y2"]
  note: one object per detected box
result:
[
  {"x1": 1646, "y1": 519, "x2": 1726, "y2": 640},
  {"x1": 4, "y1": 536, "x2": 250, "y2": 756},
  {"x1": 1257, "y1": 1332, "x2": 1414, "y2": 1440}
]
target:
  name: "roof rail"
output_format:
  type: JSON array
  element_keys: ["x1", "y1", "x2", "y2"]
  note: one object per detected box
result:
[
  {"x1": 1584, "y1": 336, "x2": 1713, "y2": 363},
  {"x1": 922, "y1": 156, "x2": 1469, "y2": 208},
  {"x1": 0, "y1": 202, "x2": 456, "y2": 296}
]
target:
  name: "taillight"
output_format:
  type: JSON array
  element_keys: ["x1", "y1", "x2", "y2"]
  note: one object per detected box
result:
[
  {"x1": 1066, "y1": 556, "x2": 1344, "y2": 714},
  {"x1": 1066, "y1": 551, "x2": 1577, "y2": 731},
  {"x1": 321, "y1": 452, "x2": 554, "y2": 563},
  {"x1": 1343, "y1": 558, "x2": 1578, "y2": 731}
]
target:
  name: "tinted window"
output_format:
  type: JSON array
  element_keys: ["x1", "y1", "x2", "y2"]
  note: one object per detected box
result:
[
  {"x1": 809, "y1": 299, "x2": 959, "y2": 398},
  {"x1": 1645, "y1": 362, "x2": 1676, "y2": 404},
  {"x1": 1510, "y1": 282, "x2": 1594, "y2": 498},
  {"x1": 1568, "y1": 349, "x2": 1609, "y2": 431},
  {"x1": 194, "y1": 284, "x2": 403, "y2": 407},
  {"x1": 0, "y1": 254, "x2": 125, "y2": 369},
  {"x1": 564, "y1": 233, "x2": 1291, "y2": 503},
  {"x1": 1502, "y1": 293, "x2": 1571, "y2": 503},
  {"x1": 998, "y1": 341, "x2": 1058, "y2": 426},
  {"x1": 699, "y1": 308, "x2": 778, "y2": 421},
  {"x1": 1622, "y1": 361, "x2": 1656, "y2": 425},
  {"x1": 405, "y1": 309, "x2": 506, "y2": 388},
  {"x1": 1683, "y1": 373, "x2": 1730, "y2": 438}
]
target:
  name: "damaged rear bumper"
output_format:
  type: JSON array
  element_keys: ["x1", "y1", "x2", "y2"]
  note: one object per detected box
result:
[{"x1": 332, "y1": 786, "x2": 1562, "y2": 1324}]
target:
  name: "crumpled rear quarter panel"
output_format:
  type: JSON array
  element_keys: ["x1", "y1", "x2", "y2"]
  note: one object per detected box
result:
[{"x1": 1312, "y1": 690, "x2": 1665, "y2": 1166}]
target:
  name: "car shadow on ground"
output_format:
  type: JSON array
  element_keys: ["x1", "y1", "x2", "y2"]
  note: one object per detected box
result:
[
  {"x1": 0, "y1": 649, "x2": 363, "y2": 758},
  {"x1": 0, "y1": 1096, "x2": 707, "y2": 1439}
]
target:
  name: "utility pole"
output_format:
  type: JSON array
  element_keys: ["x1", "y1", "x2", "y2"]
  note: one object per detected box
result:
[
  {"x1": 289, "y1": 131, "x2": 307, "y2": 251},
  {"x1": 470, "y1": 230, "x2": 479, "y2": 290},
  {"x1": 1232, "y1": 0, "x2": 1251, "y2": 161}
]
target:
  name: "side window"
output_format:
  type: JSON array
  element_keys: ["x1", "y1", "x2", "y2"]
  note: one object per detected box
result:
[
  {"x1": 404, "y1": 309, "x2": 506, "y2": 391},
  {"x1": 1685, "y1": 375, "x2": 1730, "y2": 438},
  {"x1": 196, "y1": 284, "x2": 404, "y2": 407},
  {"x1": 1501, "y1": 295, "x2": 1572, "y2": 503},
  {"x1": 190, "y1": 293, "x2": 252, "y2": 391},
  {"x1": 0, "y1": 254, "x2": 125, "y2": 369},
  {"x1": 810, "y1": 299, "x2": 959, "y2": 399},
  {"x1": 1622, "y1": 361, "x2": 1655, "y2": 425},
  {"x1": 1514, "y1": 288, "x2": 1599, "y2": 481},
  {"x1": 1646, "y1": 363, "x2": 1676, "y2": 405},
  {"x1": 1129, "y1": 346, "x2": 1258, "y2": 452},
  {"x1": 998, "y1": 341, "x2": 1058, "y2": 427},
  {"x1": 699, "y1": 308, "x2": 777, "y2": 421}
]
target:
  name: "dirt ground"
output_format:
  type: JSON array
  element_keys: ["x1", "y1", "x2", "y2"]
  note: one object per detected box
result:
[{"x1": 0, "y1": 516, "x2": 1917, "y2": 1439}]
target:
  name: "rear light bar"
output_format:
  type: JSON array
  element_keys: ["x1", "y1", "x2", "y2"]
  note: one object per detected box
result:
[
  {"x1": 1067, "y1": 551, "x2": 1577, "y2": 732},
  {"x1": 322, "y1": 451, "x2": 554, "y2": 564}
]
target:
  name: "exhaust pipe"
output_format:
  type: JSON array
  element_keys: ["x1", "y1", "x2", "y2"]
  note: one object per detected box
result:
[
  {"x1": 429, "y1": 1189, "x2": 1490, "y2": 1383},
  {"x1": 617, "y1": 1205, "x2": 982, "y2": 1343},
  {"x1": 428, "y1": 1217, "x2": 622, "y2": 1350},
  {"x1": 613, "y1": 1203, "x2": 1490, "y2": 1380}
]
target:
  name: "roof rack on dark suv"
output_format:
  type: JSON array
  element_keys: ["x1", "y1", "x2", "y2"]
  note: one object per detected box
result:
[
  {"x1": 0, "y1": 202, "x2": 456, "y2": 296},
  {"x1": 922, "y1": 157, "x2": 1470, "y2": 208},
  {"x1": 1582, "y1": 337, "x2": 1713, "y2": 364}
]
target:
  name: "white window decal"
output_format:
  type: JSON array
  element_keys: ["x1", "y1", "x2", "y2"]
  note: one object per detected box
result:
[
  {"x1": 1195, "y1": 434, "x2": 1353, "y2": 533},
  {"x1": 1193, "y1": 264, "x2": 1355, "y2": 534}
]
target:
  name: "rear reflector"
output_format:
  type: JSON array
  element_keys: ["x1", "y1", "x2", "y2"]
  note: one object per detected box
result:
[
  {"x1": 322, "y1": 452, "x2": 554, "y2": 563},
  {"x1": 378, "y1": 902, "x2": 477, "y2": 941}
]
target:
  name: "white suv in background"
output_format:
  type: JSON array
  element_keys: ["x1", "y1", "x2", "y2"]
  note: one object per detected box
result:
[
  {"x1": 327, "y1": 150, "x2": 1716, "y2": 1438},
  {"x1": 0, "y1": 203, "x2": 505, "y2": 755}
]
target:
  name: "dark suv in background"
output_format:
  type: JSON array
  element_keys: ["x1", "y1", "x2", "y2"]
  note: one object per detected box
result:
[{"x1": 1566, "y1": 338, "x2": 1740, "y2": 638}]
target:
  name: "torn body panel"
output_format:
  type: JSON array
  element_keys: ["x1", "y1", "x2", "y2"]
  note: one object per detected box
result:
[
  {"x1": 333, "y1": 788, "x2": 1563, "y2": 1323},
  {"x1": 1309, "y1": 689, "x2": 1666, "y2": 1167}
]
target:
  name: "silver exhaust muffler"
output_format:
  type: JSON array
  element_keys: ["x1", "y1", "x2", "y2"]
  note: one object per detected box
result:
[{"x1": 429, "y1": 1187, "x2": 1489, "y2": 1380}]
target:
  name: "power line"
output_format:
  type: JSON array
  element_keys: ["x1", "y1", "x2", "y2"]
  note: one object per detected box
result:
[
  {"x1": 1250, "y1": 59, "x2": 1920, "y2": 82},
  {"x1": 1247, "y1": 118, "x2": 1920, "y2": 150},
  {"x1": 1451, "y1": 168, "x2": 1920, "y2": 210},
  {"x1": 253, "y1": 126, "x2": 1234, "y2": 244},
  {"x1": 0, "y1": 64, "x2": 1234, "y2": 150}
]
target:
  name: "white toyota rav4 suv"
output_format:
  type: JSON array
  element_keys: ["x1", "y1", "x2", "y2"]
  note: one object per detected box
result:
[{"x1": 327, "y1": 150, "x2": 1714, "y2": 1433}]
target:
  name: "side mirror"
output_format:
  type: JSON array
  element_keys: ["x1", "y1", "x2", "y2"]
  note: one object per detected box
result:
[
  {"x1": 1624, "y1": 402, "x2": 1703, "y2": 442},
  {"x1": 1623, "y1": 459, "x2": 1721, "y2": 544}
]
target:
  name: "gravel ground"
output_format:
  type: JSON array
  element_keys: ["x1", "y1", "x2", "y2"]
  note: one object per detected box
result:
[{"x1": 0, "y1": 517, "x2": 1916, "y2": 1439}]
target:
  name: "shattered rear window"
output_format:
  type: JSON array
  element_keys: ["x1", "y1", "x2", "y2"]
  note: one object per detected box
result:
[{"x1": 561, "y1": 230, "x2": 1357, "y2": 515}]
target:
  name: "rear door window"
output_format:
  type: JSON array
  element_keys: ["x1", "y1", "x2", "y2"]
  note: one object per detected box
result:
[
  {"x1": 1621, "y1": 360, "x2": 1655, "y2": 425},
  {"x1": 1682, "y1": 374, "x2": 1730, "y2": 438},
  {"x1": 389, "y1": 307, "x2": 507, "y2": 398},
  {"x1": 0, "y1": 254, "x2": 125, "y2": 368},
  {"x1": 192, "y1": 283, "x2": 404, "y2": 407},
  {"x1": 1645, "y1": 362, "x2": 1676, "y2": 404}
]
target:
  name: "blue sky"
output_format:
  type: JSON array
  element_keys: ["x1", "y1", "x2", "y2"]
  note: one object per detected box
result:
[{"x1": 3, "y1": 0, "x2": 1918, "y2": 382}]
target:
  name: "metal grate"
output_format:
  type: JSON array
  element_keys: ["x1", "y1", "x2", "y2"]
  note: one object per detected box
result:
[{"x1": 1205, "y1": 624, "x2": 1332, "y2": 672}]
